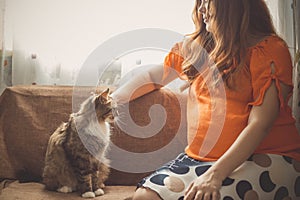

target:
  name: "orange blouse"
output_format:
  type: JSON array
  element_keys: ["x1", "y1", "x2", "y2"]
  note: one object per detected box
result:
[{"x1": 164, "y1": 35, "x2": 300, "y2": 162}]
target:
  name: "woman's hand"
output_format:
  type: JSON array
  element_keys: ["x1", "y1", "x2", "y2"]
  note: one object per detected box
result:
[{"x1": 184, "y1": 170, "x2": 222, "y2": 200}]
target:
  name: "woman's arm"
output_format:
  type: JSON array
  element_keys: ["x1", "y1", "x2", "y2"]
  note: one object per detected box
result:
[
  {"x1": 209, "y1": 81, "x2": 280, "y2": 179},
  {"x1": 111, "y1": 63, "x2": 178, "y2": 104},
  {"x1": 184, "y1": 80, "x2": 290, "y2": 200}
]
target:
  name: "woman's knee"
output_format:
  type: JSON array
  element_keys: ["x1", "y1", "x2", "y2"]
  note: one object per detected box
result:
[{"x1": 132, "y1": 187, "x2": 162, "y2": 200}]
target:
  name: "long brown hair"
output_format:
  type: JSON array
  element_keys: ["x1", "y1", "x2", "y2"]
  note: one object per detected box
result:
[
  {"x1": 182, "y1": 0, "x2": 276, "y2": 87},
  {"x1": 181, "y1": 0, "x2": 214, "y2": 81}
]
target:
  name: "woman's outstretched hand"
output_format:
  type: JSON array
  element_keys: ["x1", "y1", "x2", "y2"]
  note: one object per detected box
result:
[{"x1": 184, "y1": 170, "x2": 222, "y2": 200}]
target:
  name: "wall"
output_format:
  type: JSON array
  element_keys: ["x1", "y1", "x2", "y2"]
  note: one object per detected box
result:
[
  {"x1": 0, "y1": 0, "x2": 4, "y2": 50},
  {"x1": 266, "y1": 0, "x2": 294, "y2": 50}
]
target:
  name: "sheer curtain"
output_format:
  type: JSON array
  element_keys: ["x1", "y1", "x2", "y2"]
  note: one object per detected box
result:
[
  {"x1": 2, "y1": 0, "x2": 194, "y2": 88},
  {"x1": 266, "y1": 0, "x2": 300, "y2": 131}
]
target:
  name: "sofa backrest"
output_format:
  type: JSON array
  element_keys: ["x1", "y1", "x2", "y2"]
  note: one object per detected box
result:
[{"x1": 0, "y1": 85, "x2": 187, "y2": 186}]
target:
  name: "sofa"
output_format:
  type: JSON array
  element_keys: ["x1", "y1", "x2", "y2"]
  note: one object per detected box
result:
[{"x1": 0, "y1": 85, "x2": 187, "y2": 200}]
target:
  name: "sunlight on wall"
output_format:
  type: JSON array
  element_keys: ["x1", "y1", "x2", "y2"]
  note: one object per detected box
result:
[
  {"x1": 265, "y1": 0, "x2": 294, "y2": 49},
  {"x1": 0, "y1": 0, "x2": 4, "y2": 50},
  {"x1": 4, "y1": 0, "x2": 295, "y2": 87},
  {"x1": 5, "y1": 0, "x2": 194, "y2": 86}
]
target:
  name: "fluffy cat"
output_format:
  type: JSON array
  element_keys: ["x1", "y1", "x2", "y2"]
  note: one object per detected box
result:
[{"x1": 42, "y1": 88, "x2": 115, "y2": 198}]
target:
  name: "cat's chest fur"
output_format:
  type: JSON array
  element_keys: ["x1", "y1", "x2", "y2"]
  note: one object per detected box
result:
[{"x1": 64, "y1": 113, "x2": 111, "y2": 160}]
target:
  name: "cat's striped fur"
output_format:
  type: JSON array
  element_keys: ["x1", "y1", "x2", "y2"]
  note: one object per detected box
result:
[{"x1": 43, "y1": 88, "x2": 114, "y2": 198}]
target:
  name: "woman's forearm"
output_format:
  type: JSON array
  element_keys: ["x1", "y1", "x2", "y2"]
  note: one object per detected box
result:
[
  {"x1": 208, "y1": 124, "x2": 270, "y2": 181},
  {"x1": 208, "y1": 81, "x2": 280, "y2": 181},
  {"x1": 111, "y1": 63, "x2": 176, "y2": 104}
]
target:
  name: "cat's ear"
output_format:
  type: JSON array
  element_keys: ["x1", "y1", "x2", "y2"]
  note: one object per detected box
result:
[
  {"x1": 101, "y1": 88, "x2": 110, "y2": 99},
  {"x1": 96, "y1": 88, "x2": 110, "y2": 104}
]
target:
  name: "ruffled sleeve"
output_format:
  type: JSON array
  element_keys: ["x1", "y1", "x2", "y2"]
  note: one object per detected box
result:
[
  {"x1": 248, "y1": 36, "x2": 293, "y2": 108},
  {"x1": 163, "y1": 42, "x2": 184, "y2": 77}
]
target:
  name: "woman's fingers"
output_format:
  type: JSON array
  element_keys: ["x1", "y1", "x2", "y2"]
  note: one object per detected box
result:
[
  {"x1": 184, "y1": 186, "x2": 220, "y2": 200},
  {"x1": 184, "y1": 183, "x2": 197, "y2": 200},
  {"x1": 184, "y1": 176, "x2": 221, "y2": 200},
  {"x1": 212, "y1": 191, "x2": 220, "y2": 200},
  {"x1": 194, "y1": 190, "x2": 204, "y2": 200},
  {"x1": 185, "y1": 181, "x2": 194, "y2": 195}
]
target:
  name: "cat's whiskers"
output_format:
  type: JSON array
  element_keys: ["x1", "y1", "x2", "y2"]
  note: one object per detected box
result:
[{"x1": 114, "y1": 114, "x2": 128, "y2": 126}]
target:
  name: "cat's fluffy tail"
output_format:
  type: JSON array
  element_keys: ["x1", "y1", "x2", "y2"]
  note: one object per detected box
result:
[{"x1": 16, "y1": 169, "x2": 42, "y2": 183}]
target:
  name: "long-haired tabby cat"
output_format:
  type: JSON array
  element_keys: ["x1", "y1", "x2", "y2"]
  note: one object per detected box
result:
[{"x1": 43, "y1": 88, "x2": 115, "y2": 198}]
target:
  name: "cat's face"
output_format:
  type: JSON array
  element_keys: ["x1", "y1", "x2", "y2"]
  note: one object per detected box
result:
[{"x1": 94, "y1": 88, "x2": 115, "y2": 123}]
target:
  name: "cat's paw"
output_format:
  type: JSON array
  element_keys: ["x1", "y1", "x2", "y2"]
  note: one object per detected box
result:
[
  {"x1": 57, "y1": 186, "x2": 72, "y2": 193},
  {"x1": 94, "y1": 188, "x2": 104, "y2": 196},
  {"x1": 81, "y1": 191, "x2": 95, "y2": 198},
  {"x1": 100, "y1": 183, "x2": 105, "y2": 188}
]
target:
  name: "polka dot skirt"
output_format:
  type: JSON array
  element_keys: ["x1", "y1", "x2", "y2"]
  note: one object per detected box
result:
[{"x1": 137, "y1": 153, "x2": 300, "y2": 200}]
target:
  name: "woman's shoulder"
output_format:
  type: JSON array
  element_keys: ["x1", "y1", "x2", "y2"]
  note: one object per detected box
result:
[
  {"x1": 248, "y1": 34, "x2": 291, "y2": 63},
  {"x1": 249, "y1": 34, "x2": 289, "y2": 52},
  {"x1": 248, "y1": 33, "x2": 293, "y2": 83}
]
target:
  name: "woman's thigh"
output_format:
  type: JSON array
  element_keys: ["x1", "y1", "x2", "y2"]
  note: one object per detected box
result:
[
  {"x1": 220, "y1": 154, "x2": 300, "y2": 200},
  {"x1": 136, "y1": 153, "x2": 300, "y2": 200}
]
